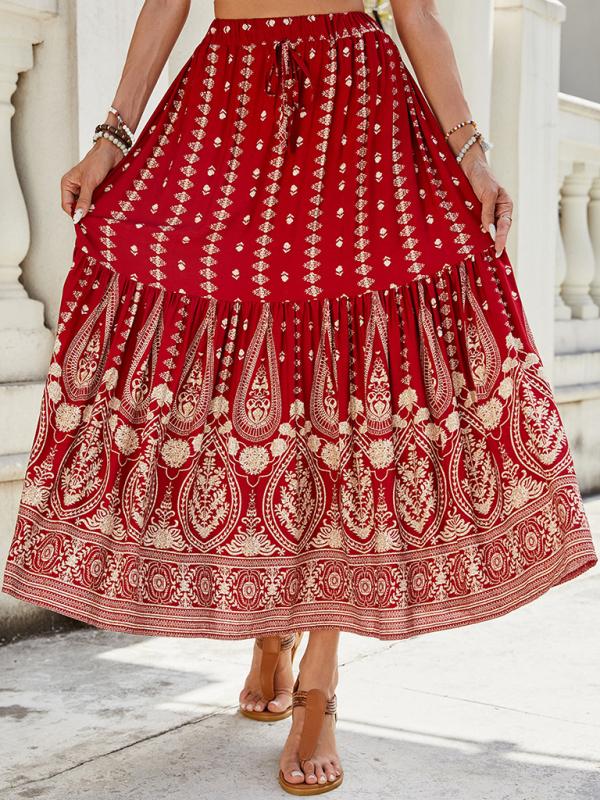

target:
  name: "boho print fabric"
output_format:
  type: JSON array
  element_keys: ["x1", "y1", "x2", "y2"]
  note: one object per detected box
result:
[{"x1": 2, "y1": 12, "x2": 597, "y2": 638}]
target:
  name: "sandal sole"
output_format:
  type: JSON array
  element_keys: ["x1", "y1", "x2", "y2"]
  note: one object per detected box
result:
[
  {"x1": 278, "y1": 770, "x2": 344, "y2": 795},
  {"x1": 239, "y1": 706, "x2": 292, "y2": 722}
]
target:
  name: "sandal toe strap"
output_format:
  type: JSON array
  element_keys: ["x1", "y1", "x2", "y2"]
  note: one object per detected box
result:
[
  {"x1": 255, "y1": 634, "x2": 298, "y2": 702},
  {"x1": 292, "y1": 687, "x2": 337, "y2": 764}
]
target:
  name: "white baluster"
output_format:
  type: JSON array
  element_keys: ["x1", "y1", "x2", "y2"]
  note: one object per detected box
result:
[
  {"x1": 0, "y1": 5, "x2": 54, "y2": 382},
  {"x1": 560, "y1": 162, "x2": 599, "y2": 319},
  {"x1": 555, "y1": 163, "x2": 571, "y2": 319},
  {"x1": 589, "y1": 171, "x2": 600, "y2": 308}
]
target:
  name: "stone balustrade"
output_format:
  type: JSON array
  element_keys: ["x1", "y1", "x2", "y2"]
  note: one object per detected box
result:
[
  {"x1": 553, "y1": 92, "x2": 600, "y2": 492},
  {"x1": 557, "y1": 93, "x2": 600, "y2": 321}
]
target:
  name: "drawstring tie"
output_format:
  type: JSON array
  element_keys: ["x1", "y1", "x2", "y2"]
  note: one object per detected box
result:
[{"x1": 265, "y1": 39, "x2": 312, "y2": 152}]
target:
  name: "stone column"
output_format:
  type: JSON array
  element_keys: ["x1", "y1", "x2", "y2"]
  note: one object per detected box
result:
[
  {"x1": 0, "y1": 0, "x2": 59, "y2": 636},
  {"x1": 589, "y1": 171, "x2": 600, "y2": 307},
  {"x1": 555, "y1": 162, "x2": 571, "y2": 319},
  {"x1": 0, "y1": 0, "x2": 55, "y2": 384},
  {"x1": 491, "y1": 0, "x2": 566, "y2": 376},
  {"x1": 560, "y1": 162, "x2": 599, "y2": 318}
]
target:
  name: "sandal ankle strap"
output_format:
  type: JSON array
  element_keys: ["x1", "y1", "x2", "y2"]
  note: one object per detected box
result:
[{"x1": 293, "y1": 688, "x2": 337, "y2": 716}]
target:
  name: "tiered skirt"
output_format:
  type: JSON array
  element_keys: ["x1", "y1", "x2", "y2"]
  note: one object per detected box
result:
[{"x1": 2, "y1": 11, "x2": 596, "y2": 638}]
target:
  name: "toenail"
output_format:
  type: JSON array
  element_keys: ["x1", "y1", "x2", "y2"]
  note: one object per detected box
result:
[
  {"x1": 328, "y1": 775, "x2": 335, "y2": 781},
  {"x1": 291, "y1": 771, "x2": 303, "y2": 778},
  {"x1": 319, "y1": 776, "x2": 327, "y2": 783}
]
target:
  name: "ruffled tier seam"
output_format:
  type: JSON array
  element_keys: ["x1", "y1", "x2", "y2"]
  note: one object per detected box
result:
[{"x1": 74, "y1": 241, "x2": 498, "y2": 314}]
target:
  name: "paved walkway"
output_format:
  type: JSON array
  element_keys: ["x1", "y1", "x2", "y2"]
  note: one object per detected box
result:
[{"x1": 2, "y1": 497, "x2": 600, "y2": 800}]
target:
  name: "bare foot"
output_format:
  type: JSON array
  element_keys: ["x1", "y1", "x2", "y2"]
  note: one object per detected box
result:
[
  {"x1": 279, "y1": 660, "x2": 342, "y2": 787},
  {"x1": 239, "y1": 637, "x2": 295, "y2": 714}
]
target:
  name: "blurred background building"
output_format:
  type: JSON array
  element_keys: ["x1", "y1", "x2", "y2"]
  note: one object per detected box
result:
[{"x1": 1, "y1": 0, "x2": 599, "y2": 637}]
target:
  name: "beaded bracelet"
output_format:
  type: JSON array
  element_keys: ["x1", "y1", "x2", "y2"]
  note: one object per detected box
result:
[
  {"x1": 94, "y1": 123, "x2": 133, "y2": 148},
  {"x1": 456, "y1": 131, "x2": 483, "y2": 164},
  {"x1": 93, "y1": 126, "x2": 131, "y2": 156},
  {"x1": 92, "y1": 106, "x2": 135, "y2": 155},
  {"x1": 445, "y1": 119, "x2": 477, "y2": 141},
  {"x1": 109, "y1": 105, "x2": 135, "y2": 142}
]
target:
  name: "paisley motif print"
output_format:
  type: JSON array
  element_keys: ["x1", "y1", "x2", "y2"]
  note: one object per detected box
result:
[
  {"x1": 232, "y1": 304, "x2": 282, "y2": 442},
  {"x1": 167, "y1": 302, "x2": 216, "y2": 436},
  {"x1": 510, "y1": 367, "x2": 569, "y2": 477},
  {"x1": 364, "y1": 294, "x2": 393, "y2": 436},
  {"x1": 393, "y1": 423, "x2": 447, "y2": 547},
  {"x1": 418, "y1": 281, "x2": 453, "y2": 418},
  {"x1": 2, "y1": 12, "x2": 596, "y2": 640},
  {"x1": 63, "y1": 273, "x2": 119, "y2": 401},
  {"x1": 263, "y1": 432, "x2": 326, "y2": 551},
  {"x1": 50, "y1": 401, "x2": 111, "y2": 519},
  {"x1": 339, "y1": 450, "x2": 376, "y2": 543},
  {"x1": 178, "y1": 428, "x2": 241, "y2": 550},
  {"x1": 122, "y1": 417, "x2": 161, "y2": 536},
  {"x1": 460, "y1": 263, "x2": 501, "y2": 399},
  {"x1": 120, "y1": 293, "x2": 164, "y2": 424},
  {"x1": 310, "y1": 300, "x2": 339, "y2": 437},
  {"x1": 450, "y1": 416, "x2": 503, "y2": 528}
]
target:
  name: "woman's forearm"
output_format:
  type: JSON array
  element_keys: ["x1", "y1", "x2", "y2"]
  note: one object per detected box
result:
[
  {"x1": 390, "y1": 1, "x2": 487, "y2": 171},
  {"x1": 107, "y1": 0, "x2": 191, "y2": 133},
  {"x1": 390, "y1": 0, "x2": 513, "y2": 254}
]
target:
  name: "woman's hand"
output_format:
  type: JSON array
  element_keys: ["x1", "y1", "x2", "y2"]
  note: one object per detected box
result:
[
  {"x1": 61, "y1": 139, "x2": 123, "y2": 223},
  {"x1": 59, "y1": 0, "x2": 191, "y2": 225},
  {"x1": 461, "y1": 153, "x2": 513, "y2": 258}
]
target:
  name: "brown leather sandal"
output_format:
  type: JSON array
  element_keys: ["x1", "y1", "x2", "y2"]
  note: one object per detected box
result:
[
  {"x1": 239, "y1": 632, "x2": 303, "y2": 722},
  {"x1": 278, "y1": 678, "x2": 343, "y2": 795}
]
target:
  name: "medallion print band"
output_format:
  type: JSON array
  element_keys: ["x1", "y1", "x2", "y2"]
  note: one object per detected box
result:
[{"x1": 2, "y1": 12, "x2": 597, "y2": 639}]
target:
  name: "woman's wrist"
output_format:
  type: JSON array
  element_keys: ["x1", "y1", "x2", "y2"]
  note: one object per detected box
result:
[
  {"x1": 458, "y1": 144, "x2": 489, "y2": 179},
  {"x1": 444, "y1": 122, "x2": 490, "y2": 175},
  {"x1": 91, "y1": 136, "x2": 124, "y2": 166}
]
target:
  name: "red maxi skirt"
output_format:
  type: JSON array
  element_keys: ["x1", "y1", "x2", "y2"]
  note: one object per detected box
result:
[{"x1": 3, "y1": 11, "x2": 597, "y2": 639}]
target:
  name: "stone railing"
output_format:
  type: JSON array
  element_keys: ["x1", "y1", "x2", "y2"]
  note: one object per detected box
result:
[
  {"x1": 555, "y1": 93, "x2": 600, "y2": 397},
  {"x1": 554, "y1": 92, "x2": 600, "y2": 491},
  {"x1": 556, "y1": 92, "x2": 600, "y2": 322}
]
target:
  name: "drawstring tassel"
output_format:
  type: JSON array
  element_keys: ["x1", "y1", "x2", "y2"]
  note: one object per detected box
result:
[{"x1": 265, "y1": 40, "x2": 312, "y2": 152}]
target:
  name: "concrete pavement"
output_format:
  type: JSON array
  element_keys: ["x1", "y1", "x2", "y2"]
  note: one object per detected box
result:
[{"x1": 2, "y1": 496, "x2": 600, "y2": 800}]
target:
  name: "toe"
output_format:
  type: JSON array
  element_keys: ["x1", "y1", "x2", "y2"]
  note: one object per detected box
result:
[
  {"x1": 282, "y1": 761, "x2": 305, "y2": 785},
  {"x1": 327, "y1": 761, "x2": 338, "y2": 781},
  {"x1": 268, "y1": 691, "x2": 291, "y2": 713},
  {"x1": 303, "y1": 759, "x2": 317, "y2": 785},
  {"x1": 314, "y1": 763, "x2": 327, "y2": 786},
  {"x1": 249, "y1": 692, "x2": 265, "y2": 712},
  {"x1": 239, "y1": 688, "x2": 251, "y2": 708}
]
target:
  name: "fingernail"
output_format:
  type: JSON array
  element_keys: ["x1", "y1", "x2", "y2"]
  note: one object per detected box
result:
[
  {"x1": 489, "y1": 223, "x2": 496, "y2": 241},
  {"x1": 496, "y1": 250, "x2": 503, "y2": 259},
  {"x1": 73, "y1": 208, "x2": 84, "y2": 224}
]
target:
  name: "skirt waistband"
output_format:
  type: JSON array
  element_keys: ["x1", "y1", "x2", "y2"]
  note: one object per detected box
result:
[{"x1": 206, "y1": 10, "x2": 383, "y2": 46}]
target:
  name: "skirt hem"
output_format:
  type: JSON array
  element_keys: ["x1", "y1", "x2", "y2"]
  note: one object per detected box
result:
[{"x1": 2, "y1": 535, "x2": 596, "y2": 641}]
